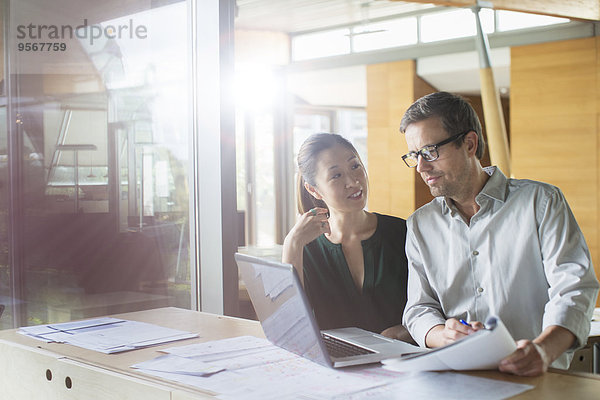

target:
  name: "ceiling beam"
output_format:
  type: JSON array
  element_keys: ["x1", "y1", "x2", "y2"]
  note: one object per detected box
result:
[{"x1": 392, "y1": 0, "x2": 600, "y2": 21}]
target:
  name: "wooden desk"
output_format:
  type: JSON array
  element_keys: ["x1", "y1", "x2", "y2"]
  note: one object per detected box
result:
[{"x1": 0, "y1": 307, "x2": 599, "y2": 399}]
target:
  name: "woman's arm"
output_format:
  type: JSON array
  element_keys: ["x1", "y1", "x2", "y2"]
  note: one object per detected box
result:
[
  {"x1": 282, "y1": 207, "x2": 329, "y2": 286},
  {"x1": 381, "y1": 323, "x2": 418, "y2": 345}
]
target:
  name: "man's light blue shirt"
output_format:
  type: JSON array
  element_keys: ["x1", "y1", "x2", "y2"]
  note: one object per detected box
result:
[{"x1": 403, "y1": 167, "x2": 599, "y2": 369}]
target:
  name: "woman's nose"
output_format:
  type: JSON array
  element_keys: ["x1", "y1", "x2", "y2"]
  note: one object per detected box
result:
[{"x1": 345, "y1": 178, "x2": 360, "y2": 188}]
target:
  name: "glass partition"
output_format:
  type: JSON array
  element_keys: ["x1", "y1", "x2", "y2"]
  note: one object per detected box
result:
[
  {"x1": 0, "y1": 100, "x2": 8, "y2": 330},
  {"x1": 2, "y1": 0, "x2": 195, "y2": 328}
]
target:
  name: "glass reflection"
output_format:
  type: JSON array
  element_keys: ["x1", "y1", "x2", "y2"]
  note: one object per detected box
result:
[{"x1": 3, "y1": 0, "x2": 193, "y2": 328}]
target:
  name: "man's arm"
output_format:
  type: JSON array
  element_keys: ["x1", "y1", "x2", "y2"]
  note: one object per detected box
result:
[
  {"x1": 500, "y1": 187, "x2": 599, "y2": 376},
  {"x1": 537, "y1": 188, "x2": 599, "y2": 362},
  {"x1": 499, "y1": 325, "x2": 575, "y2": 376},
  {"x1": 402, "y1": 224, "x2": 448, "y2": 347},
  {"x1": 425, "y1": 320, "x2": 575, "y2": 376}
]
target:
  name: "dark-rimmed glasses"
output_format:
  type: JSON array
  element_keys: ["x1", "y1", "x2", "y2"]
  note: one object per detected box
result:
[{"x1": 402, "y1": 131, "x2": 470, "y2": 168}]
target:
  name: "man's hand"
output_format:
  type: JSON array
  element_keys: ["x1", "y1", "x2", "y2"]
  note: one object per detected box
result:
[
  {"x1": 499, "y1": 326, "x2": 575, "y2": 377},
  {"x1": 425, "y1": 318, "x2": 485, "y2": 348},
  {"x1": 499, "y1": 340, "x2": 551, "y2": 377}
]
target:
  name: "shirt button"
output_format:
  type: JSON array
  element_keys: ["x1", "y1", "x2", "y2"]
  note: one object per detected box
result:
[
  {"x1": 477, "y1": 287, "x2": 484, "y2": 293},
  {"x1": 472, "y1": 250, "x2": 479, "y2": 256}
]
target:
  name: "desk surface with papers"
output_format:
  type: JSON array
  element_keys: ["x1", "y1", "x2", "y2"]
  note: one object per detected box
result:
[{"x1": 0, "y1": 307, "x2": 599, "y2": 400}]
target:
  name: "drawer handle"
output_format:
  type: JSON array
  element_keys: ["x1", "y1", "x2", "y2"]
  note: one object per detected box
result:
[
  {"x1": 45, "y1": 369, "x2": 52, "y2": 381},
  {"x1": 65, "y1": 376, "x2": 72, "y2": 389}
]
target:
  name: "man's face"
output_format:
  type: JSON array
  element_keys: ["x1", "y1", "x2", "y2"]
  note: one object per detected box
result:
[{"x1": 404, "y1": 117, "x2": 470, "y2": 199}]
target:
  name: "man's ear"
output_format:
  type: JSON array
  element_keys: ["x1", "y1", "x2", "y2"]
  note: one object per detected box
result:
[
  {"x1": 464, "y1": 131, "x2": 478, "y2": 156},
  {"x1": 304, "y1": 182, "x2": 323, "y2": 200}
]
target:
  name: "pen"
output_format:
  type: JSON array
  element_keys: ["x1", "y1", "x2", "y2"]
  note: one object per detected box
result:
[{"x1": 459, "y1": 319, "x2": 470, "y2": 327}]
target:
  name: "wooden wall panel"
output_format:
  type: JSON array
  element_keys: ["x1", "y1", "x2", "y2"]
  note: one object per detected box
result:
[
  {"x1": 366, "y1": 61, "x2": 437, "y2": 218},
  {"x1": 597, "y1": 35, "x2": 600, "y2": 305},
  {"x1": 463, "y1": 95, "x2": 510, "y2": 170},
  {"x1": 413, "y1": 77, "x2": 437, "y2": 210},
  {"x1": 511, "y1": 37, "x2": 599, "y2": 298},
  {"x1": 367, "y1": 61, "x2": 417, "y2": 219},
  {"x1": 494, "y1": 0, "x2": 600, "y2": 21}
]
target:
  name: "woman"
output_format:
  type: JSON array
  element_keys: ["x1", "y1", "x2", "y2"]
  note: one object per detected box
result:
[{"x1": 282, "y1": 133, "x2": 413, "y2": 343}]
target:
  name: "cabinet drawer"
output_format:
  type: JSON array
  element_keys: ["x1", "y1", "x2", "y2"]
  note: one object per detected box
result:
[
  {"x1": 0, "y1": 340, "x2": 172, "y2": 400},
  {"x1": 569, "y1": 345, "x2": 594, "y2": 374}
]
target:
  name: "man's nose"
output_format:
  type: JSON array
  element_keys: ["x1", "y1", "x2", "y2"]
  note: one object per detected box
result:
[{"x1": 416, "y1": 155, "x2": 432, "y2": 173}]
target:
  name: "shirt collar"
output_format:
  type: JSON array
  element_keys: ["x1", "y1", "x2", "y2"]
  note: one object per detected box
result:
[
  {"x1": 477, "y1": 166, "x2": 508, "y2": 203},
  {"x1": 439, "y1": 166, "x2": 508, "y2": 214}
]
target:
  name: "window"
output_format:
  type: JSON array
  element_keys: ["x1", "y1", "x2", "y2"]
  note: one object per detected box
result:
[
  {"x1": 234, "y1": 64, "x2": 280, "y2": 248},
  {"x1": 336, "y1": 109, "x2": 367, "y2": 171},
  {"x1": 420, "y1": 8, "x2": 494, "y2": 43},
  {"x1": 353, "y1": 18, "x2": 418, "y2": 52},
  {"x1": 1, "y1": 0, "x2": 197, "y2": 329},
  {"x1": 497, "y1": 10, "x2": 569, "y2": 32},
  {"x1": 292, "y1": 28, "x2": 351, "y2": 61},
  {"x1": 293, "y1": 112, "x2": 333, "y2": 155}
]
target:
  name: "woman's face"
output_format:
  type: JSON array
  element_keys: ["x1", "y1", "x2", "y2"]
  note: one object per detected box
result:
[{"x1": 307, "y1": 143, "x2": 368, "y2": 213}]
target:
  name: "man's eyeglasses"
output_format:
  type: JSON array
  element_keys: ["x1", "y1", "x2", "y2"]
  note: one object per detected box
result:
[{"x1": 402, "y1": 131, "x2": 470, "y2": 168}]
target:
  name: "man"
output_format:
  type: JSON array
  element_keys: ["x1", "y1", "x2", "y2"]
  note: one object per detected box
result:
[{"x1": 400, "y1": 91, "x2": 599, "y2": 376}]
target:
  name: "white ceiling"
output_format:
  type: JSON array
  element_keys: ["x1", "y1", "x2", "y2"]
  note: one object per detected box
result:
[{"x1": 417, "y1": 47, "x2": 511, "y2": 95}]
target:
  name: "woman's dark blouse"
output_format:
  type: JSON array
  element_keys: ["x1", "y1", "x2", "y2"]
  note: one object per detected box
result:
[{"x1": 302, "y1": 213, "x2": 409, "y2": 333}]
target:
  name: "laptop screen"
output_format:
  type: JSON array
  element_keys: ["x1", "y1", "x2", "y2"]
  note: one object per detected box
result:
[{"x1": 235, "y1": 253, "x2": 331, "y2": 367}]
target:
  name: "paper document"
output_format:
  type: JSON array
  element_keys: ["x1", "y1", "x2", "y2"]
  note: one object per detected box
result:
[
  {"x1": 18, "y1": 318, "x2": 198, "y2": 353},
  {"x1": 254, "y1": 265, "x2": 292, "y2": 299},
  {"x1": 382, "y1": 316, "x2": 517, "y2": 372},
  {"x1": 592, "y1": 307, "x2": 600, "y2": 321},
  {"x1": 132, "y1": 354, "x2": 224, "y2": 376},
  {"x1": 133, "y1": 336, "x2": 533, "y2": 400},
  {"x1": 332, "y1": 370, "x2": 533, "y2": 400}
]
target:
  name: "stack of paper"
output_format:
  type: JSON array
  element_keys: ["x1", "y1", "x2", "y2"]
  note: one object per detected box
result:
[
  {"x1": 382, "y1": 316, "x2": 517, "y2": 372},
  {"x1": 18, "y1": 317, "x2": 198, "y2": 353},
  {"x1": 133, "y1": 336, "x2": 399, "y2": 399},
  {"x1": 592, "y1": 307, "x2": 600, "y2": 321},
  {"x1": 591, "y1": 308, "x2": 600, "y2": 336},
  {"x1": 132, "y1": 335, "x2": 533, "y2": 400}
]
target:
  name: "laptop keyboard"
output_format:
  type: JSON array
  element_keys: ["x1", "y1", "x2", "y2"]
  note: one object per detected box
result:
[{"x1": 321, "y1": 333, "x2": 375, "y2": 358}]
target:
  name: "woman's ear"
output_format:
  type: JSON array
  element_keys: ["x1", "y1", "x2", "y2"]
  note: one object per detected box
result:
[{"x1": 304, "y1": 182, "x2": 323, "y2": 200}]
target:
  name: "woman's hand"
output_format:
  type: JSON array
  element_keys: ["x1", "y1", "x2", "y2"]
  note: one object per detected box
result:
[
  {"x1": 287, "y1": 207, "x2": 330, "y2": 247},
  {"x1": 282, "y1": 207, "x2": 330, "y2": 285}
]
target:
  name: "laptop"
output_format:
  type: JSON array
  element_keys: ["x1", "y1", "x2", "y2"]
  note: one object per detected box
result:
[{"x1": 235, "y1": 253, "x2": 423, "y2": 368}]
